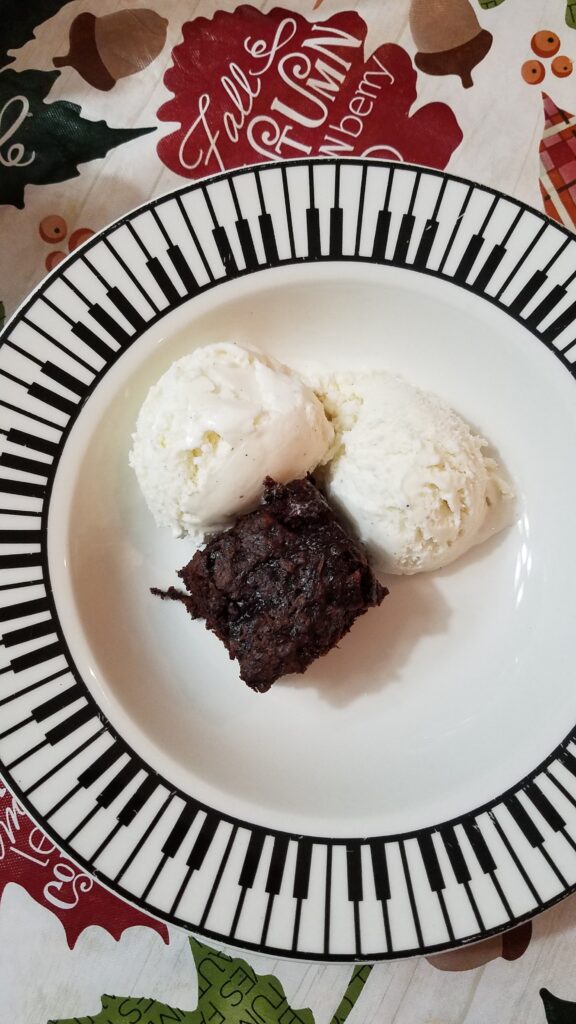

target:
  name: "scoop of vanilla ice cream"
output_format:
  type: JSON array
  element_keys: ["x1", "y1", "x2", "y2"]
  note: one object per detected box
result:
[
  {"x1": 129, "y1": 343, "x2": 334, "y2": 539},
  {"x1": 314, "y1": 371, "x2": 513, "y2": 575}
]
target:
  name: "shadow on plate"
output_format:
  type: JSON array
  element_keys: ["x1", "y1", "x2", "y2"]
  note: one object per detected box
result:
[{"x1": 283, "y1": 572, "x2": 451, "y2": 707}]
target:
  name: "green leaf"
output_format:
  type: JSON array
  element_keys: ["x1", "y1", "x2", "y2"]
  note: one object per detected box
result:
[
  {"x1": 541, "y1": 988, "x2": 576, "y2": 1023},
  {"x1": 48, "y1": 939, "x2": 317, "y2": 1024},
  {"x1": 189, "y1": 938, "x2": 315, "y2": 1023},
  {"x1": 477, "y1": 0, "x2": 507, "y2": 8},
  {"x1": 329, "y1": 965, "x2": 373, "y2": 1024},
  {"x1": 0, "y1": 68, "x2": 155, "y2": 209},
  {"x1": 48, "y1": 994, "x2": 199, "y2": 1024},
  {"x1": 566, "y1": 2, "x2": 576, "y2": 29},
  {"x1": 0, "y1": 0, "x2": 77, "y2": 69}
]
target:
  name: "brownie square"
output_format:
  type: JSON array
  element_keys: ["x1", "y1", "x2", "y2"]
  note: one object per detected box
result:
[{"x1": 153, "y1": 477, "x2": 387, "y2": 692}]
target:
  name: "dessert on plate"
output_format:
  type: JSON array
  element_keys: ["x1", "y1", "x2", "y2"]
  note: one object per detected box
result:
[
  {"x1": 313, "y1": 370, "x2": 512, "y2": 575},
  {"x1": 153, "y1": 476, "x2": 387, "y2": 692},
  {"x1": 130, "y1": 341, "x2": 514, "y2": 689},
  {"x1": 129, "y1": 342, "x2": 333, "y2": 541}
]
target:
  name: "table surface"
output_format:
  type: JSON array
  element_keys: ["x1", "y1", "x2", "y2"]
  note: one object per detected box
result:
[{"x1": 1, "y1": 1, "x2": 576, "y2": 1022}]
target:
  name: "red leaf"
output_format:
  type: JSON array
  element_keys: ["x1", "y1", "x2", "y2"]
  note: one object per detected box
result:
[
  {"x1": 157, "y1": 5, "x2": 462, "y2": 178},
  {"x1": 0, "y1": 785, "x2": 168, "y2": 947}
]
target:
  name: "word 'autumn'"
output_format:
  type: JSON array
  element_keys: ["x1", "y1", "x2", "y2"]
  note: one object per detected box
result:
[{"x1": 178, "y1": 18, "x2": 397, "y2": 172}]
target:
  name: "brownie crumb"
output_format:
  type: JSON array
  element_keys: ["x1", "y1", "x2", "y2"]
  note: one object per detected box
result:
[{"x1": 153, "y1": 477, "x2": 387, "y2": 692}]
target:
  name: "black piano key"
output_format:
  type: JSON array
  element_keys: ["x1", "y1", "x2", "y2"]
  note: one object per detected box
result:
[
  {"x1": 413, "y1": 219, "x2": 438, "y2": 268},
  {"x1": 0, "y1": 597, "x2": 48, "y2": 623},
  {"x1": 162, "y1": 802, "x2": 197, "y2": 857},
  {"x1": 258, "y1": 213, "x2": 278, "y2": 264},
  {"x1": 235, "y1": 219, "x2": 258, "y2": 271},
  {"x1": 306, "y1": 208, "x2": 321, "y2": 259},
  {"x1": 238, "y1": 830, "x2": 265, "y2": 889},
  {"x1": 454, "y1": 233, "x2": 484, "y2": 284},
  {"x1": 559, "y1": 748, "x2": 576, "y2": 777},
  {"x1": 266, "y1": 834, "x2": 290, "y2": 895},
  {"x1": 28, "y1": 383, "x2": 76, "y2": 417},
  {"x1": 46, "y1": 703, "x2": 93, "y2": 744},
  {"x1": 504, "y1": 795, "x2": 544, "y2": 847},
  {"x1": 89, "y1": 304, "x2": 131, "y2": 347},
  {"x1": 3, "y1": 617, "x2": 54, "y2": 649},
  {"x1": 0, "y1": 452, "x2": 49, "y2": 477},
  {"x1": 525, "y1": 284, "x2": 567, "y2": 329},
  {"x1": 369, "y1": 840, "x2": 390, "y2": 901},
  {"x1": 462, "y1": 818, "x2": 496, "y2": 873},
  {"x1": 31, "y1": 681, "x2": 83, "y2": 722},
  {"x1": 473, "y1": 243, "x2": 507, "y2": 291},
  {"x1": 507, "y1": 270, "x2": 548, "y2": 316},
  {"x1": 293, "y1": 839, "x2": 313, "y2": 899},
  {"x1": 525, "y1": 782, "x2": 565, "y2": 832},
  {"x1": 146, "y1": 257, "x2": 180, "y2": 306},
  {"x1": 0, "y1": 477, "x2": 45, "y2": 499},
  {"x1": 213, "y1": 226, "x2": 238, "y2": 275},
  {"x1": 97, "y1": 759, "x2": 139, "y2": 808},
  {"x1": 354, "y1": 163, "x2": 368, "y2": 256},
  {"x1": 71, "y1": 321, "x2": 115, "y2": 361},
  {"x1": 107, "y1": 287, "x2": 145, "y2": 330},
  {"x1": 537, "y1": 298, "x2": 576, "y2": 345},
  {"x1": 372, "y1": 209, "x2": 391, "y2": 260},
  {"x1": 187, "y1": 813, "x2": 218, "y2": 870},
  {"x1": 78, "y1": 742, "x2": 122, "y2": 787},
  {"x1": 345, "y1": 843, "x2": 363, "y2": 902},
  {"x1": 329, "y1": 207, "x2": 343, "y2": 256},
  {"x1": 324, "y1": 844, "x2": 332, "y2": 956},
  {"x1": 117, "y1": 775, "x2": 157, "y2": 826},
  {"x1": 0, "y1": 528, "x2": 41, "y2": 544},
  {"x1": 0, "y1": 551, "x2": 42, "y2": 570},
  {"x1": 440, "y1": 826, "x2": 471, "y2": 884},
  {"x1": 393, "y1": 213, "x2": 415, "y2": 265},
  {"x1": 42, "y1": 361, "x2": 89, "y2": 399},
  {"x1": 11, "y1": 638, "x2": 63, "y2": 673},
  {"x1": 167, "y1": 245, "x2": 197, "y2": 293},
  {"x1": 6, "y1": 428, "x2": 57, "y2": 457},
  {"x1": 417, "y1": 833, "x2": 445, "y2": 891}
]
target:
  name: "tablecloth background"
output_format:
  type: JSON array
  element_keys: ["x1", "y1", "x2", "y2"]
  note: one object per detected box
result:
[{"x1": 2, "y1": 1, "x2": 576, "y2": 1021}]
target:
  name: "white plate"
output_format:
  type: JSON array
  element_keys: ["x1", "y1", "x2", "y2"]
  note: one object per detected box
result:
[{"x1": 1, "y1": 159, "x2": 576, "y2": 961}]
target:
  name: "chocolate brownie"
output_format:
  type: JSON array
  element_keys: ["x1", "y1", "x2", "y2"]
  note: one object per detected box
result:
[{"x1": 153, "y1": 477, "x2": 387, "y2": 692}]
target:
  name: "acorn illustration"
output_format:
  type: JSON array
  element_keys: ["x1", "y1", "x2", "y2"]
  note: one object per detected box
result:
[
  {"x1": 410, "y1": 0, "x2": 493, "y2": 89},
  {"x1": 53, "y1": 9, "x2": 168, "y2": 91}
]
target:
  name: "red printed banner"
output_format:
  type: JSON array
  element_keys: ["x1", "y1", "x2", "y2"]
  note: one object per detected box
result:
[
  {"x1": 157, "y1": 5, "x2": 462, "y2": 178},
  {"x1": 0, "y1": 784, "x2": 168, "y2": 946}
]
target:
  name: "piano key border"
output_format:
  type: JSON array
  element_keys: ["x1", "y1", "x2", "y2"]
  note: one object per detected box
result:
[{"x1": 0, "y1": 158, "x2": 575, "y2": 960}]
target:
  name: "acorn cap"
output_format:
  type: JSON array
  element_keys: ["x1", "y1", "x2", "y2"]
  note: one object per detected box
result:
[
  {"x1": 53, "y1": 11, "x2": 115, "y2": 90},
  {"x1": 410, "y1": 0, "x2": 483, "y2": 54}
]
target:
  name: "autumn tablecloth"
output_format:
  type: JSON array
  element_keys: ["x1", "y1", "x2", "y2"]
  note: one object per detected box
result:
[{"x1": 2, "y1": 0, "x2": 576, "y2": 1021}]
